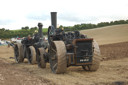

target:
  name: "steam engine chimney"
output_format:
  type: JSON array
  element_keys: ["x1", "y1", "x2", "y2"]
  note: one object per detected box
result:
[{"x1": 51, "y1": 12, "x2": 57, "y2": 29}]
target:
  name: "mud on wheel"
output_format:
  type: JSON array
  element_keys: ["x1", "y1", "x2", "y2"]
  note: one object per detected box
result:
[
  {"x1": 49, "y1": 41, "x2": 67, "y2": 74},
  {"x1": 37, "y1": 48, "x2": 46, "y2": 68},
  {"x1": 27, "y1": 46, "x2": 36, "y2": 64},
  {"x1": 82, "y1": 40, "x2": 101, "y2": 71},
  {"x1": 14, "y1": 43, "x2": 24, "y2": 63}
]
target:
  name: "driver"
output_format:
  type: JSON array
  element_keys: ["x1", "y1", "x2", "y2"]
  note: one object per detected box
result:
[{"x1": 27, "y1": 35, "x2": 32, "y2": 40}]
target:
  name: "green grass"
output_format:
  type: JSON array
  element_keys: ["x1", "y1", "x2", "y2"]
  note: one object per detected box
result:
[{"x1": 43, "y1": 28, "x2": 48, "y2": 33}]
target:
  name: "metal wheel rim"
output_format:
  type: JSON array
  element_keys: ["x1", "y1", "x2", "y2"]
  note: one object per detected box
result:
[
  {"x1": 49, "y1": 42, "x2": 58, "y2": 73},
  {"x1": 27, "y1": 48, "x2": 32, "y2": 63},
  {"x1": 14, "y1": 45, "x2": 19, "y2": 62},
  {"x1": 37, "y1": 49, "x2": 41, "y2": 67}
]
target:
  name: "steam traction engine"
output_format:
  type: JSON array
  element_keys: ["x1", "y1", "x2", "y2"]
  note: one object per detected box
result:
[
  {"x1": 39, "y1": 12, "x2": 101, "y2": 74},
  {"x1": 14, "y1": 23, "x2": 48, "y2": 65}
]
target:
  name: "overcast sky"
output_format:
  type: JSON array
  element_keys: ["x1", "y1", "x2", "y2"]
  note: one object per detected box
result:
[{"x1": 0, "y1": 0, "x2": 128, "y2": 30}]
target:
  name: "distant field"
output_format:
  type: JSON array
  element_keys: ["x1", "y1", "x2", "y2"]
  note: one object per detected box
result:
[{"x1": 80, "y1": 24, "x2": 128, "y2": 45}]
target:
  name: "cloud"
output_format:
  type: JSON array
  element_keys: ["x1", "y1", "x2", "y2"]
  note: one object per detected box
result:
[
  {"x1": 58, "y1": 14, "x2": 84, "y2": 22},
  {"x1": 0, "y1": 19, "x2": 14, "y2": 25},
  {"x1": 27, "y1": 12, "x2": 49, "y2": 21},
  {"x1": 0, "y1": 0, "x2": 128, "y2": 30},
  {"x1": 58, "y1": 14, "x2": 98, "y2": 24}
]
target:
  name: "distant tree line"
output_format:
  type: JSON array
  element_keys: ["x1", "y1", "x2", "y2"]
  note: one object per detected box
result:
[
  {"x1": 0, "y1": 27, "x2": 47, "y2": 39},
  {"x1": 63, "y1": 19, "x2": 128, "y2": 31},
  {"x1": 0, "y1": 19, "x2": 128, "y2": 39}
]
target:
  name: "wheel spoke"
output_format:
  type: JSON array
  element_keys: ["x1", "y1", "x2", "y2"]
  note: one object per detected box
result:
[
  {"x1": 51, "y1": 48, "x2": 56, "y2": 53},
  {"x1": 53, "y1": 63, "x2": 57, "y2": 70}
]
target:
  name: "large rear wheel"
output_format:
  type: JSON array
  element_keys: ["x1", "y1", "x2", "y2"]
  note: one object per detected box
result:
[
  {"x1": 14, "y1": 43, "x2": 24, "y2": 63},
  {"x1": 37, "y1": 48, "x2": 46, "y2": 68},
  {"x1": 82, "y1": 40, "x2": 101, "y2": 71},
  {"x1": 49, "y1": 41, "x2": 67, "y2": 74},
  {"x1": 27, "y1": 46, "x2": 36, "y2": 64}
]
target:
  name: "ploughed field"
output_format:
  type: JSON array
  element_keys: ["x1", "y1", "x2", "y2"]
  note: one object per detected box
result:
[
  {"x1": 100, "y1": 42, "x2": 128, "y2": 61},
  {"x1": 80, "y1": 24, "x2": 128, "y2": 45},
  {"x1": 0, "y1": 24, "x2": 128, "y2": 85}
]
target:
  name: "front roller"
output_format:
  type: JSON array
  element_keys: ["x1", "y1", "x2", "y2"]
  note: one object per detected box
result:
[
  {"x1": 14, "y1": 43, "x2": 24, "y2": 63},
  {"x1": 82, "y1": 40, "x2": 101, "y2": 71},
  {"x1": 27, "y1": 46, "x2": 37, "y2": 64},
  {"x1": 49, "y1": 41, "x2": 67, "y2": 74}
]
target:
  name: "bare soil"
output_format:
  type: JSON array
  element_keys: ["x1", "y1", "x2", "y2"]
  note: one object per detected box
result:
[
  {"x1": 0, "y1": 41, "x2": 128, "y2": 85},
  {"x1": 100, "y1": 42, "x2": 128, "y2": 60},
  {"x1": 80, "y1": 24, "x2": 128, "y2": 45},
  {"x1": 0, "y1": 59, "x2": 55, "y2": 85},
  {"x1": 1, "y1": 24, "x2": 128, "y2": 85}
]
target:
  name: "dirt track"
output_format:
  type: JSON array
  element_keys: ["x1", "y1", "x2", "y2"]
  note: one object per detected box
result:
[
  {"x1": 0, "y1": 41, "x2": 128, "y2": 85},
  {"x1": 0, "y1": 59, "x2": 55, "y2": 85}
]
